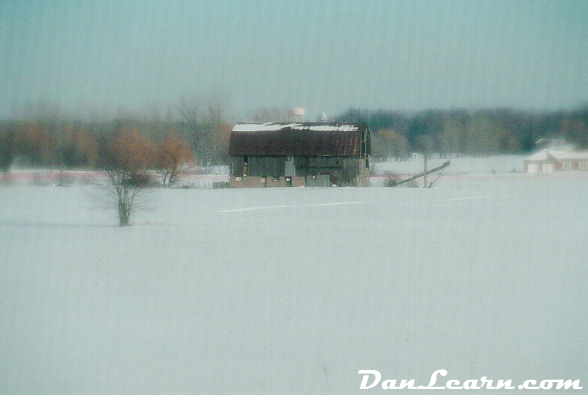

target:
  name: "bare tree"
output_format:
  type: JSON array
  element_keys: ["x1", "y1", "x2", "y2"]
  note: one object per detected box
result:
[
  {"x1": 203, "y1": 88, "x2": 230, "y2": 125},
  {"x1": 143, "y1": 100, "x2": 174, "y2": 141},
  {"x1": 176, "y1": 94, "x2": 205, "y2": 162},
  {"x1": 176, "y1": 94, "x2": 201, "y2": 126},
  {"x1": 104, "y1": 128, "x2": 155, "y2": 226},
  {"x1": 176, "y1": 91, "x2": 232, "y2": 166},
  {"x1": 251, "y1": 107, "x2": 291, "y2": 122},
  {"x1": 377, "y1": 128, "x2": 409, "y2": 161}
]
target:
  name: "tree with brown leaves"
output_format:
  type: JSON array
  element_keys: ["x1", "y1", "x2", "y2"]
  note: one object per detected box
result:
[
  {"x1": 19, "y1": 123, "x2": 55, "y2": 166},
  {"x1": 0, "y1": 127, "x2": 16, "y2": 178},
  {"x1": 73, "y1": 130, "x2": 99, "y2": 168},
  {"x1": 105, "y1": 128, "x2": 156, "y2": 226},
  {"x1": 157, "y1": 132, "x2": 193, "y2": 187}
]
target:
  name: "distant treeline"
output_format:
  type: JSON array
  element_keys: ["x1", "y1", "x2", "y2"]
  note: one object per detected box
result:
[
  {"x1": 335, "y1": 106, "x2": 588, "y2": 160},
  {"x1": 1, "y1": 105, "x2": 588, "y2": 173},
  {"x1": 0, "y1": 110, "x2": 231, "y2": 174}
]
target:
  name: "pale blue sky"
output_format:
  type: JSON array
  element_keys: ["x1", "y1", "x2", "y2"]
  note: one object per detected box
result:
[{"x1": 1, "y1": 0, "x2": 588, "y2": 120}]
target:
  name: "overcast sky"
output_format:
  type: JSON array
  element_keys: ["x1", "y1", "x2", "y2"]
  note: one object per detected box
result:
[{"x1": 1, "y1": 0, "x2": 588, "y2": 120}]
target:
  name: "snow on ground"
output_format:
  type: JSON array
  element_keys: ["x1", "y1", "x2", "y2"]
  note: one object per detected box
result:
[
  {"x1": 1, "y1": 168, "x2": 587, "y2": 393},
  {"x1": 374, "y1": 154, "x2": 525, "y2": 175}
]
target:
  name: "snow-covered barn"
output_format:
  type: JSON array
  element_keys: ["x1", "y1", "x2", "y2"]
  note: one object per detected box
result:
[
  {"x1": 229, "y1": 122, "x2": 371, "y2": 187},
  {"x1": 524, "y1": 149, "x2": 588, "y2": 173}
]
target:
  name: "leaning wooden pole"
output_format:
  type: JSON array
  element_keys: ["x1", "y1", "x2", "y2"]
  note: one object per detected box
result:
[
  {"x1": 423, "y1": 155, "x2": 428, "y2": 188},
  {"x1": 392, "y1": 161, "x2": 450, "y2": 187}
]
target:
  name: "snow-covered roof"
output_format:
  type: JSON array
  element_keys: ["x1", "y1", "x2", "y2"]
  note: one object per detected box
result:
[
  {"x1": 232, "y1": 122, "x2": 359, "y2": 133},
  {"x1": 525, "y1": 149, "x2": 569, "y2": 162},
  {"x1": 229, "y1": 122, "x2": 370, "y2": 157},
  {"x1": 526, "y1": 149, "x2": 588, "y2": 162},
  {"x1": 559, "y1": 151, "x2": 588, "y2": 160}
]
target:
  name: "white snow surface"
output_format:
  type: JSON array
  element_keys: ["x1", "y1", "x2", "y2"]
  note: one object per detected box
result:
[
  {"x1": 1, "y1": 171, "x2": 587, "y2": 393},
  {"x1": 374, "y1": 155, "x2": 526, "y2": 175}
]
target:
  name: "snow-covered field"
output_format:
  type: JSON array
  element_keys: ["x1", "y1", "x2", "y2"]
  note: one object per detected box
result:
[
  {"x1": 1, "y1": 169, "x2": 587, "y2": 393},
  {"x1": 374, "y1": 154, "x2": 526, "y2": 175}
]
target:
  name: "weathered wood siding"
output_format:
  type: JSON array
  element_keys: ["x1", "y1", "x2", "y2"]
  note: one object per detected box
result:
[{"x1": 231, "y1": 155, "x2": 368, "y2": 186}]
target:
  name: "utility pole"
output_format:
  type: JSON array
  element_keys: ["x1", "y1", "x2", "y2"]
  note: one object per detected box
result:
[
  {"x1": 58, "y1": 118, "x2": 64, "y2": 186},
  {"x1": 423, "y1": 154, "x2": 428, "y2": 188}
]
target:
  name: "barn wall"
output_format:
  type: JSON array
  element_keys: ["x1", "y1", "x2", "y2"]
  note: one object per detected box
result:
[
  {"x1": 230, "y1": 155, "x2": 368, "y2": 187},
  {"x1": 357, "y1": 157, "x2": 370, "y2": 187},
  {"x1": 230, "y1": 176, "x2": 264, "y2": 188},
  {"x1": 306, "y1": 175, "x2": 331, "y2": 187},
  {"x1": 229, "y1": 175, "x2": 306, "y2": 188},
  {"x1": 231, "y1": 156, "x2": 286, "y2": 178}
]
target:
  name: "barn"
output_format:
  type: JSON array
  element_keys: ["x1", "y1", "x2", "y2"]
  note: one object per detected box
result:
[{"x1": 229, "y1": 122, "x2": 371, "y2": 187}]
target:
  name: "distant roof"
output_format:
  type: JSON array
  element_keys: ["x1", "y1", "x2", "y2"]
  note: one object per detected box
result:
[
  {"x1": 525, "y1": 149, "x2": 588, "y2": 162},
  {"x1": 560, "y1": 151, "x2": 588, "y2": 160},
  {"x1": 525, "y1": 149, "x2": 569, "y2": 162},
  {"x1": 229, "y1": 122, "x2": 370, "y2": 157},
  {"x1": 232, "y1": 123, "x2": 360, "y2": 133}
]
